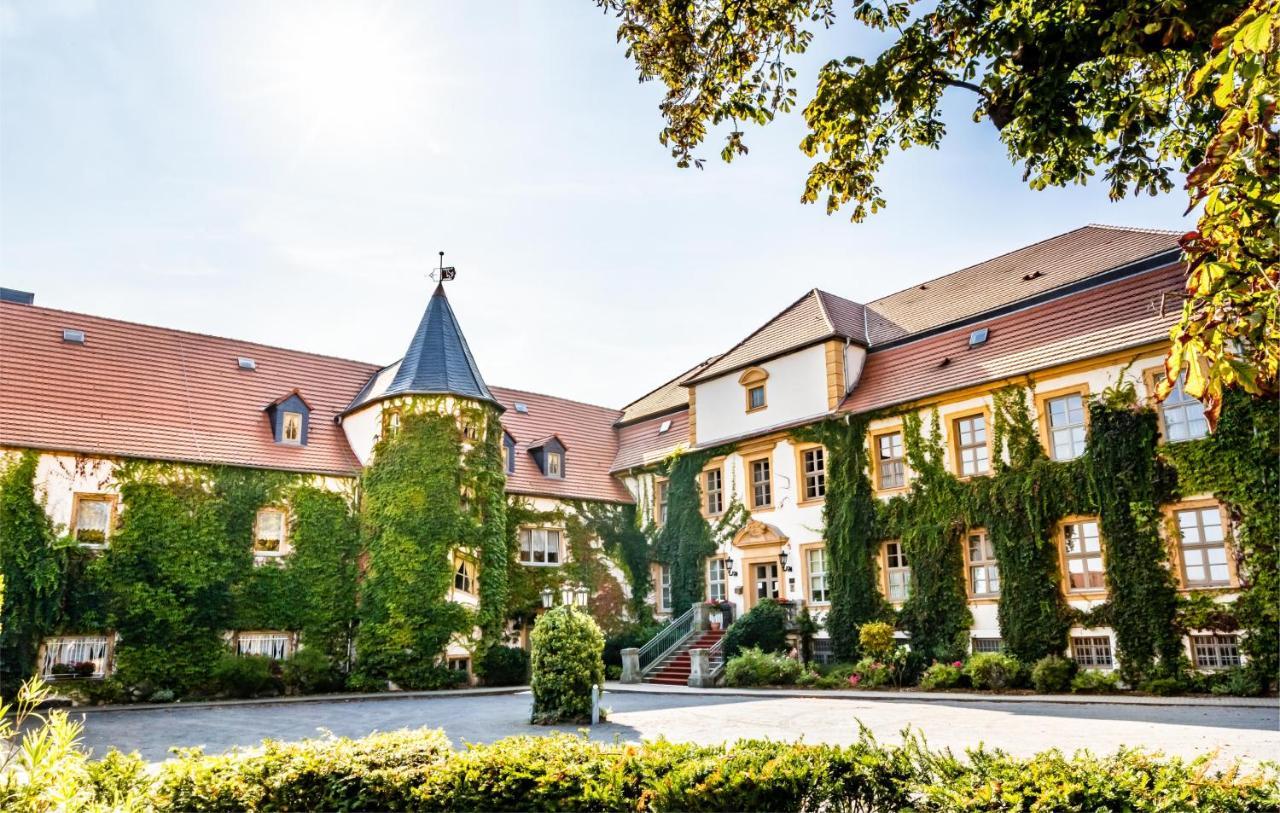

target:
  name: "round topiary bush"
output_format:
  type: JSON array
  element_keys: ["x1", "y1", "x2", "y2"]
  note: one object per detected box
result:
[
  {"x1": 529, "y1": 605, "x2": 605, "y2": 724},
  {"x1": 722, "y1": 599, "x2": 788, "y2": 657}
]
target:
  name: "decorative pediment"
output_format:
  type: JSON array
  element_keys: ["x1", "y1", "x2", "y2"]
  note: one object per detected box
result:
[{"x1": 732, "y1": 519, "x2": 788, "y2": 549}]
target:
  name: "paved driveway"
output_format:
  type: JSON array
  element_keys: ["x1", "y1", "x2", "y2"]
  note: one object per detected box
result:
[{"x1": 68, "y1": 689, "x2": 1278, "y2": 767}]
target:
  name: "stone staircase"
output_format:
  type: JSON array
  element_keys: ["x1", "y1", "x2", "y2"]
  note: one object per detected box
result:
[{"x1": 643, "y1": 629, "x2": 724, "y2": 685}]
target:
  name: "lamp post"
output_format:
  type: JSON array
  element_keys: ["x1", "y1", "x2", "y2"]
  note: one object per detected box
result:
[
  {"x1": 560, "y1": 583, "x2": 575, "y2": 607},
  {"x1": 540, "y1": 587, "x2": 554, "y2": 609},
  {"x1": 575, "y1": 585, "x2": 590, "y2": 608}
]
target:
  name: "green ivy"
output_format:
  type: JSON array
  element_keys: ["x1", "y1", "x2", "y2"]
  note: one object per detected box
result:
[
  {"x1": 0, "y1": 452, "x2": 66, "y2": 693},
  {"x1": 1083, "y1": 383, "x2": 1182, "y2": 684},
  {"x1": 794, "y1": 416, "x2": 888, "y2": 661},
  {"x1": 576, "y1": 501, "x2": 652, "y2": 621}
]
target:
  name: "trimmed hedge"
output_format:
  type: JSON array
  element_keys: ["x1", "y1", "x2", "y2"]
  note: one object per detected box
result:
[{"x1": 76, "y1": 729, "x2": 1278, "y2": 812}]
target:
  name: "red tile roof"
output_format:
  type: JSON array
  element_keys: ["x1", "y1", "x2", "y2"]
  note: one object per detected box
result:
[
  {"x1": 839, "y1": 262, "x2": 1186, "y2": 414},
  {"x1": 0, "y1": 301, "x2": 380, "y2": 475},
  {"x1": 611, "y1": 410, "x2": 689, "y2": 473},
  {"x1": 617, "y1": 356, "x2": 718, "y2": 425}
]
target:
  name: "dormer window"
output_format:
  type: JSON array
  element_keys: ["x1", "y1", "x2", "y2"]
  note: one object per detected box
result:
[
  {"x1": 546, "y1": 452, "x2": 562, "y2": 477},
  {"x1": 526, "y1": 435, "x2": 567, "y2": 479},
  {"x1": 502, "y1": 432, "x2": 516, "y2": 474},
  {"x1": 739, "y1": 367, "x2": 769, "y2": 413},
  {"x1": 265, "y1": 392, "x2": 310, "y2": 446}
]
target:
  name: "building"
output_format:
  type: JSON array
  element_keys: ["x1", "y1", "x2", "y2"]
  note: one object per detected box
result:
[{"x1": 0, "y1": 224, "x2": 1249, "y2": 686}]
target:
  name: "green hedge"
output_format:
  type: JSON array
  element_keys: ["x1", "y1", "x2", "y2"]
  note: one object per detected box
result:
[{"x1": 70, "y1": 729, "x2": 1279, "y2": 812}]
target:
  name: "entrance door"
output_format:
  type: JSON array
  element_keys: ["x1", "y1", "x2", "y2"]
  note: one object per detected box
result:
[{"x1": 753, "y1": 562, "x2": 780, "y2": 602}]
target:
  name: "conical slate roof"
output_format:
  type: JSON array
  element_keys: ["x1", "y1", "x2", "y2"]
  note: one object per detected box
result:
[{"x1": 382, "y1": 283, "x2": 500, "y2": 408}]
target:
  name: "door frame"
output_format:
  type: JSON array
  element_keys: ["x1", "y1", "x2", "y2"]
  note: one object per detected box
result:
[{"x1": 742, "y1": 555, "x2": 786, "y2": 610}]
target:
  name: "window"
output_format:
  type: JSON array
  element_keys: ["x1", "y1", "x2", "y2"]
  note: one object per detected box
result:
[
  {"x1": 1177, "y1": 506, "x2": 1230, "y2": 587},
  {"x1": 707, "y1": 558, "x2": 727, "y2": 602},
  {"x1": 385, "y1": 409, "x2": 402, "y2": 438},
  {"x1": 454, "y1": 558, "x2": 477, "y2": 594},
  {"x1": 655, "y1": 480, "x2": 669, "y2": 526},
  {"x1": 462, "y1": 422, "x2": 479, "y2": 441},
  {"x1": 1062, "y1": 519, "x2": 1105, "y2": 593},
  {"x1": 704, "y1": 468, "x2": 724, "y2": 515},
  {"x1": 749, "y1": 457, "x2": 772, "y2": 509},
  {"x1": 235, "y1": 632, "x2": 295, "y2": 660},
  {"x1": 954, "y1": 413, "x2": 989, "y2": 476},
  {"x1": 1072, "y1": 635, "x2": 1114, "y2": 668},
  {"x1": 282, "y1": 411, "x2": 303, "y2": 444},
  {"x1": 546, "y1": 451, "x2": 562, "y2": 478},
  {"x1": 885, "y1": 541, "x2": 910, "y2": 602},
  {"x1": 967, "y1": 531, "x2": 1000, "y2": 597},
  {"x1": 1160, "y1": 373, "x2": 1209, "y2": 442},
  {"x1": 254, "y1": 508, "x2": 288, "y2": 557},
  {"x1": 812, "y1": 638, "x2": 835, "y2": 665},
  {"x1": 807, "y1": 547, "x2": 830, "y2": 604},
  {"x1": 971, "y1": 637, "x2": 1003, "y2": 654},
  {"x1": 1191, "y1": 634, "x2": 1241, "y2": 669},
  {"x1": 73, "y1": 495, "x2": 113, "y2": 548},
  {"x1": 801, "y1": 447, "x2": 826, "y2": 501},
  {"x1": 658, "y1": 565, "x2": 672, "y2": 611},
  {"x1": 876, "y1": 431, "x2": 906, "y2": 490},
  {"x1": 1045, "y1": 393, "x2": 1087, "y2": 460},
  {"x1": 519, "y1": 528, "x2": 561, "y2": 565},
  {"x1": 448, "y1": 656, "x2": 471, "y2": 674},
  {"x1": 501, "y1": 442, "x2": 510, "y2": 473},
  {"x1": 739, "y1": 367, "x2": 768, "y2": 412},
  {"x1": 41, "y1": 635, "x2": 110, "y2": 679}
]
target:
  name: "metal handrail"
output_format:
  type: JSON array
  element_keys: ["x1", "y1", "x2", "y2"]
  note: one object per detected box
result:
[
  {"x1": 637, "y1": 606, "x2": 694, "y2": 673},
  {"x1": 706, "y1": 635, "x2": 727, "y2": 676}
]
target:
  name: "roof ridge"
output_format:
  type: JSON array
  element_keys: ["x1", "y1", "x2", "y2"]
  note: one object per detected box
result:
[
  {"x1": 492, "y1": 384, "x2": 623, "y2": 415},
  {"x1": 1085, "y1": 223, "x2": 1182, "y2": 235},
  {"x1": 2, "y1": 301, "x2": 382, "y2": 369},
  {"x1": 810, "y1": 288, "x2": 837, "y2": 334},
  {"x1": 679, "y1": 288, "x2": 826, "y2": 385}
]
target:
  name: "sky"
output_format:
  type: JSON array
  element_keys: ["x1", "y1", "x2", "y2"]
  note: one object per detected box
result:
[{"x1": 0, "y1": 1, "x2": 1190, "y2": 409}]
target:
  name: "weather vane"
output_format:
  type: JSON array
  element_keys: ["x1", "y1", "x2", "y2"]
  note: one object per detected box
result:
[{"x1": 430, "y1": 251, "x2": 456, "y2": 283}]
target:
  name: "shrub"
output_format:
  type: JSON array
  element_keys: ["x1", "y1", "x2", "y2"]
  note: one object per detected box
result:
[
  {"x1": 723, "y1": 647, "x2": 803, "y2": 687},
  {"x1": 722, "y1": 599, "x2": 788, "y2": 657},
  {"x1": 1030, "y1": 655, "x2": 1076, "y2": 693},
  {"x1": 858, "y1": 621, "x2": 897, "y2": 659},
  {"x1": 282, "y1": 647, "x2": 344, "y2": 695},
  {"x1": 812, "y1": 662, "x2": 857, "y2": 689},
  {"x1": 209, "y1": 654, "x2": 279, "y2": 699},
  {"x1": 1071, "y1": 669, "x2": 1122, "y2": 694},
  {"x1": 603, "y1": 622, "x2": 661, "y2": 669},
  {"x1": 529, "y1": 605, "x2": 605, "y2": 724},
  {"x1": 920, "y1": 661, "x2": 964, "y2": 691},
  {"x1": 1139, "y1": 676, "x2": 1186, "y2": 697},
  {"x1": 849, "y1": 657, "x2": 895, "y2": 689},
  {"x1": 478, "y1": 645, "x2": 529, "y2": 687},
  {"x1": 1208, "y1": 667, "x2": 1263, "y2": 697},
  {"x1": 964, "y1": 652, "x2": 1023, "y2": 691}
]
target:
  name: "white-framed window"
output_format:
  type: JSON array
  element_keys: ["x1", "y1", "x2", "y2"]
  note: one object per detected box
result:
[
  {"x1": 546, "y1": 451, "x2": 562, "y2": 478},
  {"x1": 707, "y1": 558, "x2": 727, "y2": 602},
  {"x1": 807, "y1": 547, "x2": 830, "y2": 604},
  {"x1": 971, "y1": 637, "x2": 1003, "y2": 654},
  {"x1": 1071, "y1": 635, "x2": 1114, "y2": 668},
  {"x1": 954, "y1": 414, "x2": 990, "y2": 476},
  {"x1": 1177, "y1": 506, "x2": 1230, "y2": 587},
  {"x1": 802, "y1": 447, "x2": 826, "y2": 500},
  {"x1": 704, "y1": 468, "x2": 724, "y2": 515},
  {"x1": 500, "y1": 442, "x2": 511, "y2": 473},
  {"x1": 41, "y1": 635, "x2": 110, "y2": 679},
  {"x1": 282, "y1": 411, "x2": 303, "y2": 444},
  {"x1": 254, "y1": 508, "x2": 287, "y2": 557},
  {"x1": 73, "y1": 495, "x2": 113, "y2": 548},
  {"x1": 656, "y1": 480, "x2": 669, "y2": 526},
  {"x1": 454, "y1": 557, "x2": 477, "y2": 594},
  {"x1": 749, "y1": 457, "x2": 772, "y2": 509},
  {"x1": 658, "y1": 564, "x2": 672, "y2": 612},
  {"x1": 877, "y1": 432, "x2": 905, "y2": 489},
  {"x1": 519, "y1": 528, "x2": 562, "y2": 565},
  {"x1": 1062, "y1": 519, "x2": 1105, "y2": 593},
  {"x1": 1160, "y1": 373, "x2": 1209, "y2": 442},
  {"x1": 967, "y1": 531, "x2": 1000, "y2": 597},
  {"x1": 1046, "y1": 393, "x2": 1087, "y2": 460},
  {"x1": 1191, "y1": 633, "x2": 1241, "y2": 669},
  {"x1": 235, "y1": 631, "x2": 295, "y2": 660},
  {"x1": 448, "y1": 656, "x2": 471, "y2": 674},
  {"x1": 885, "y1": 540, "x2": 910, "y2": 602},
  {"x1": 385, "y1": 409, "x2": 402, "y2": 438}
]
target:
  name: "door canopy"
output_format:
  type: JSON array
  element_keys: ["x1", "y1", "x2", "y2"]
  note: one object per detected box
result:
[{"x1": 732, "y1": 519, "x2": 788, "y2": 550}]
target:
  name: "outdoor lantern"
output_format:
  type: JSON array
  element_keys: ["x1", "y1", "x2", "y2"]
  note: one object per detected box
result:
[
  {"x1": 560, "y1": 583, "x2": 576, "y2": 607},
  {"x1": 779, "y1": 549, "x2": 791, "y2": 572},
  {"x1": 540, "y1": 587, "x2": 554, "y2": 608},
  {"x1": 575, "y1": 585, "x2": 590, "y2": 607}
]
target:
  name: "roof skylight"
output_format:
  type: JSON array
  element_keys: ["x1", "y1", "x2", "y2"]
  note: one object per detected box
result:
[
  {"x1": 62, "y1": 329, "x2": 85, "y2": 344},
  {"x1": 238, "y1": 357, "x2": 257, "y2": 370},
  {"x1": 658, "y1": 420, "x2": 672, "y2": 434},
  {"x1": 968, "y1": 328, "x2": 989, "y2": 348},
  {"x1": 514, "y1": 402, "x2": 529, "y2": 413}
]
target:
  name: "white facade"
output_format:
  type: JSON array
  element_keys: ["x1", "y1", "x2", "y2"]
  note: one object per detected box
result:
[{"x1": 694, "y1": 344, "x2": 830, "y2": 445}]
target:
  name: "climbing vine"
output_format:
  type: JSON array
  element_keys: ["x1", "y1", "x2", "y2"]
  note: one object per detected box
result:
[
  {"x1": 577, "y1": 501, "x2": 652, "y2": 621},
  {"x1": 794, "y1": 416, "x2": 887, "y2": 661}
]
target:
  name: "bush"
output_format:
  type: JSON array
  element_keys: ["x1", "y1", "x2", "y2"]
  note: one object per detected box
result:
[
  {"x1": 849, "y1": 657, "x2": 894, "y2": 688},
  {"x1": 722, "y1": 599, "x2": 788, "y2": 658},
  {"x1": 920, "y1": 660, "x2": 964, "y2": 691},
  {"x1": 529, "y1": 605, "x2": 605, "y2": 724},
  {"x1": 964, "y1": 652, "x2": 1023, "y2": 691},
  {"x1": 209, "y1": 654, "x2": 279, "y2": 699},
  {"x1": 478, "y1": 645, "x2": 529, "y2": 686},
  {"x1": 723, "y1": 647, "x2": 803, "y2": 687},
  {"x1": 603, "y1": 622, "x2": 661, "y2": 669},
  {"x1": 1071, "y1": 669, "x2": 1122, "y2": 694},
  {"x1": 1205, "y1": 667, "x2": 1263, "y2": 697},
  {"x1": 858, "y1": 621, "x2": 896, "y2": 659},
  {"x1": 1030, "y1": 655, "x2": 1076, "y2": 693},
  {"x1": 282, "y1": 647, "x2": 344, "y2": 695},
  {"x1": 1139, "y1": 676, "x2": 1186, "y2": 697}
]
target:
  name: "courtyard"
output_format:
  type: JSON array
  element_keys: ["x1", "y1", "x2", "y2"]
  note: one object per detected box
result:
[{"x1": 70, "y1": 688, "x2": 1279, "y2": 767}]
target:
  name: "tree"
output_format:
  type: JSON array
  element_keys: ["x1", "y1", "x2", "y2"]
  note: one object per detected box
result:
[{"x1": 598, "y1": 0, "x2": 1278, "y2": 413}]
